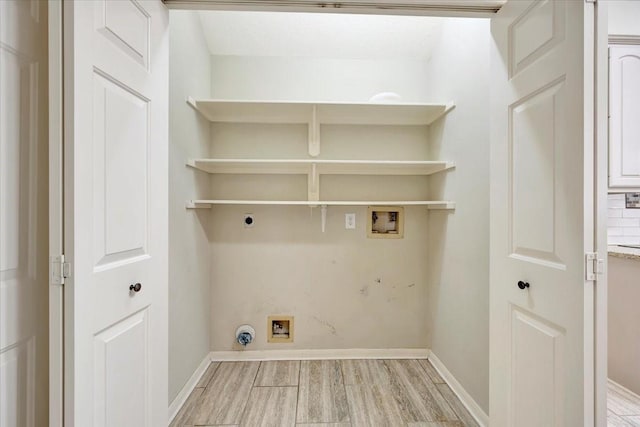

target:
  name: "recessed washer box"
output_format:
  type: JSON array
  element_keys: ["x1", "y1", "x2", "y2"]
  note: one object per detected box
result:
[
  {"x1": 367, "y1": 206, "x2": 404, "y2": 239},
  {"x1": 267, "y1": 316, "x2": 293, "y2": 343}
]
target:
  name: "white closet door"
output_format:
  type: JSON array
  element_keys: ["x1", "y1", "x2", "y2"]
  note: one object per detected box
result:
[
  {"x1": 1, "y1": 1, "x2": 49, "y2": 426},
  {"x1": 63, "y1": 1, "x2": 169, "y2": 426},
  {"x1": 490, "y1": 1, "x2": 596, "y2": 426},
  {"x1": 609, "y1": 45, "x2": 640, "y2": 188}
]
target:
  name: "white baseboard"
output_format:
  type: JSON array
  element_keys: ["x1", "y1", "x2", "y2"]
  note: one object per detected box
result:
[
  {"x1": 608, "y1": 378, "x2": 640, "y2": 400},
  {"x1": 428, "y1": 352, "x2": 489, "y2": 427},
  {"x1": 209, "y1": 348, "x2": 430, "y2": 361},
  {"x1": 168, "y1": 354, "x2": 212, "y2": 424}
]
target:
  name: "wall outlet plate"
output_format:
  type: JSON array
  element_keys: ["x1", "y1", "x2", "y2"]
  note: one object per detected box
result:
[
  {"x1": 345, "y1": 213, "x2": 356, "y2": 229},
  {"x1": 626, "y1": 193, "x2": 640, "y2": 209}
]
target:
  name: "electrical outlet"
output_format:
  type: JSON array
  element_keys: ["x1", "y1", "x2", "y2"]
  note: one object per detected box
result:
[{"x1": 345, "y1": 213, "x2": 356, "y2": 229}]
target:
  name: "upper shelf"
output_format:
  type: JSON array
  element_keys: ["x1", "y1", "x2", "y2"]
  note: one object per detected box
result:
[
  {"x1": 187, "y1": 97, "x2": 455, "y2": 126},
  {"x1": 186, "y1": 199, "x2": 455, "y2": 210},
  {"x1": 187, "y1": 159, "x2": 455, "y2": 176}
]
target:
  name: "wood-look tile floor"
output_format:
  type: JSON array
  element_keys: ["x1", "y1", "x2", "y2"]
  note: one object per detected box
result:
[
  {"x1": 608, "y1": 380, "x2": 640, "y2": 426},
  {"x1": 171, "y1": 359, "x2": 479, "y2": 427}
]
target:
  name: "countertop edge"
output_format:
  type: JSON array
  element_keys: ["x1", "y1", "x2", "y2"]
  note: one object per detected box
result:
[{"x1": 608, "y1": 245, "x2": 640, "y2": 261}]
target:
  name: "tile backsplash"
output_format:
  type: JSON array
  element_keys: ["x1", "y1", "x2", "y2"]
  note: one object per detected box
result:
[{"x1": 609, "y1": 193, "x2": 640, "y2": 245}]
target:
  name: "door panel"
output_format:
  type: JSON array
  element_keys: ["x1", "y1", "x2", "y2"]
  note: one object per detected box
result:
[
  {"x1": 64, "y1": 1, "x2": 168, "y2": 426},
  {"x1": 92, "y1": 71, "x2": 149, "y2": 268},
  {"x1": 95, "y1": 0, "x2": 150, "y2": 68},
  {"x1": 510, "y1": 77, "x2": 566, "y2": 268},
  {"x1": 93, "y1": 310, "x2": 149, "y2": 427},
  {"x1": 0, "y1": 1, "x2": 48, "y2": 426},
  {"x1": 0, "y1": 340, "x2": 35, "y2": 427},
  {"x1": 509, "y1": 0, "x2": 565, "y2": 78},
  {"x1": 490, "y1": 0, "x2": 594, "y2": 426},
  {"x1": 511, "y1": 306, "x2": 565, "y2": 427}
]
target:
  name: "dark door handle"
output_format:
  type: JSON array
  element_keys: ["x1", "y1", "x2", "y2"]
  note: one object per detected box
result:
[
  {"x1": 517, "y1": 281, "x2": 530, "y2": 290},
  {"x1": 129, "y1": 282, "x2": 142, "y2": 293}
]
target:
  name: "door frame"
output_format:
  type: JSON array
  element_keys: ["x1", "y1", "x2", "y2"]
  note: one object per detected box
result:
[
  {"x1": 48, "y1": 1, "x2": 609, "y2": 426},
  {"x1": 594, "y1": 2, "x2": 610, "y2": 426},
  {"x1": 48, "y1": 0, "x2": 64, "y2": 426}
]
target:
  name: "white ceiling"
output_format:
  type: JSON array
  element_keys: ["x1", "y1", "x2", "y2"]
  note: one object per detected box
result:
[{"x1": 197, "y1": 11, "x2": 446, "y2": 59}]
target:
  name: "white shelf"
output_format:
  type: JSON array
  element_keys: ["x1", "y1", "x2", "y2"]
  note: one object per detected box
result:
[
  {"x1": 187, "y1": 159, "x2": 455, "y2": 176},
  {"x1": 186, "y1": 200, "x2": 455, "y2": 209},
  {"x1": 187, "y1": 98, "x2": 455, "y2": 126},
  {"x1": 184, "y1": 97, "x2": 458, "y2": 226}
]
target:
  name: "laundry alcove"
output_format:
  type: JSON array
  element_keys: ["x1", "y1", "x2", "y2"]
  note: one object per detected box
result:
[{"x1": 168, "y1": 9, "x2": 491, "y2": 421}]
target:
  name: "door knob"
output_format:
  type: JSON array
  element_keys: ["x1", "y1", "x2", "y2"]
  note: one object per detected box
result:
[
  {"x1": 129, "y1": 282, "x2": 142, "y2": 293},
  {"x1": 517, "y1": 281, "x2": 530, "y2": 290}
]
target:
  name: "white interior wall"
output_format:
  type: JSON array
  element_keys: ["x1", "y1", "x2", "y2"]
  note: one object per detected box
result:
[
  {"x1": 210, "y1": 56, "x2": 431, "y2": 102},
  {"x1": 168, "y1": 11, "x2": 212, "y2": 402},
  {"x1": 608, "y1": 0, "x2": 640, "y2": 36},
  {"x1": 426, "y1": 18, "x2": 491, "y2": 413},
  {"x1": 207, "y1": 55, "x2": 436, "y2": 351}
]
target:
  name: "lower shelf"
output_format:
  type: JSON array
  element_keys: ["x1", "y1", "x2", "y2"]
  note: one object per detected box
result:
[{"x1": 186, "y1": 200, "x2": 455, "y2": 209}]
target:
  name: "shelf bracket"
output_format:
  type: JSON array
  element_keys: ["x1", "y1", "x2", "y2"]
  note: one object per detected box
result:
[
  {"x1": 320, "y1": 205, "x2": 327, "y2": 233},
  {"x1": 308, "y1": 163, "x2": 320, "y2": 203},
  {"x1": 308, "y1": 105, "x2": 320, "y2": 157}
]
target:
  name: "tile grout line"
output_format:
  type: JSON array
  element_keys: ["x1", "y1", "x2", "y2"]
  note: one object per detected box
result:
[
  {"x1": 202, "y1": 361, "x2": 222, "y2": 390},
  {"x1": 294, "y1": 360, "x2": 302, "y2": 425},
  {"x1": 416, "y1": 358, "x2": 462, "y2": 422},
  {"x1": 251, "y1": 360, "x2": 262, "y2": 387},
  {"x1": 339, "y1": 359, "x2": 353, "y2": 426},
  {"x1": 236, "y1": 361, "x2": 262, "y2": 426}
]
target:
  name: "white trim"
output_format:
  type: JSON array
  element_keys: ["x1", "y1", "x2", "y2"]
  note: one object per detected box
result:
[
  {"x1": 163, "y1": 0, "x2": 505, "y2": 17},
  {"x1": 608, "y1": 378, "x2": 640, "y2": 402},
  {"x1": 596, "y1": 3, "x2": 610, "y2": 426},
  {"x1": 168, "y1": 354, "x2": 213, "y2": 423},
  {"x1": 428, "y1": 352, "x2": 489, "y2": 427},
  {"x1": 609, "y1": 34, "x2": 640, "y2": 45},
  {"x1": 48, "y1": 1, "x2": 64, "y2": 426},
  {"x1": 209, "y1": 348, "x2": 430, "y2": 361}
]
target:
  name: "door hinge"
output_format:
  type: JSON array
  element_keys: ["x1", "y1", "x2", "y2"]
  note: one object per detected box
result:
[
  {"x1": 51, "y1": 255, "x2": 70, "y2": 286},
  {"x1": 585, "y1": 252, "x2": 604, "y2": 281}
]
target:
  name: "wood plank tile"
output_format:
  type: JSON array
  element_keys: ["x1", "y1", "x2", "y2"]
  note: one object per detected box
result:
[
  {"x1": 419, "y1": 359, "x2": 445, "y2": 384},
  {"x1": 195, "y1": 361, "x2": 220, "y2": 388},
  {"x1": 296, "y1": 424, "x2": 352, "y2": 426},
  {"x1": 384, "y1": 359, "x2": 458, "y2": 423},
  {"x1": 193, "y1": 361, "x2": 259, "y2": 425},
  {"x1": 169, "y1": 387, "x2": 204, "y2": 427},
  {"x1": 407, "y1": 422, "x2": 463, "y2": 427},
  {"x1": 240, "y1": 386, "x2": 297, "y2": 426},
  {"x1": 254, "y1": 360, "x2": 300, "y2": 387},
  {"x1": 341, "y1": 360, "x2": 390, "y2": 386},
  {"x1": 624, "y1": 416, "x2": 640, "y2": 427},
  {"x1": 297, "y1": 360, "x2": 350, "y2": 424},
  {"x1": 345, "y1": 384, "x2": 404, "y2": 427},
  {"x1": 609, "y1": 381, "x2": 640, "y2": 416},
  {"x1": 608, "y1": 410, "x2": 633, "y2": 427},
  {"x1": 435, "y1": 384, "x2": 478, "y2": 427}
]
